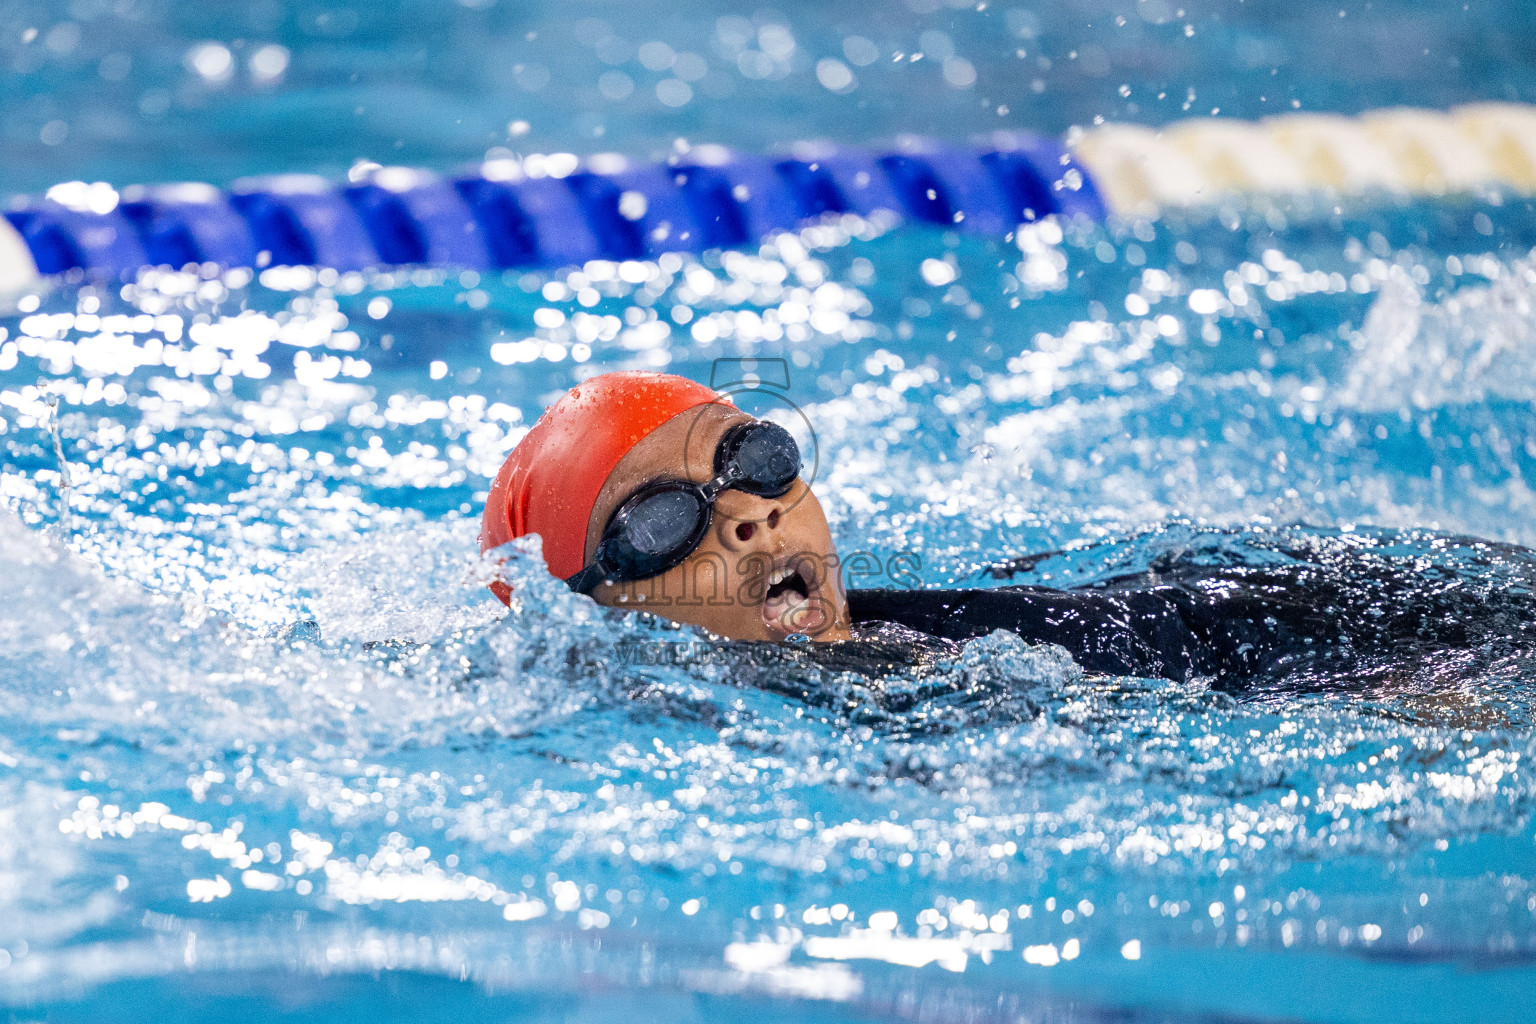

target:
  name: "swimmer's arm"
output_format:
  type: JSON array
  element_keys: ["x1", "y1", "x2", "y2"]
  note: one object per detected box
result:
[{"x1": 847, "y1": 587, "x2": 1202, "y2": 680}]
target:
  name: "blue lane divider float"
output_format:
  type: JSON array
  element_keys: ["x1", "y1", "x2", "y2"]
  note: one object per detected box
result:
[
  {"x1": 674, "y1": 149, "x2": 802, "y2": 246},
  {"x1": 5, "y1": 194, "x2": 147, "y2": 275},
  {"x1": 775, "y1": 144, "x2": 908, "y2": 220},
  {"x1": 880, "y1": 137, "x2": 1017, "y2": 234},
  {"x1": 2, "y1": 134, "x2": 1105, "y2": 279},
  {"x1": 119, "y1": 182, "x2": 259, "y2": 269},
  {"x1": 566, "y1": 158, "x2": 706, "y2": 259},
  {"x1": 227, "y1": 174, "x2": 380, "y2": 271},
  {"x1": 454, "y1": 163, "x2": 608, "y2": 270},
  {"x1": 980, "y1": 132, "x2": 1106, "y2": 222},
  {"x1": 345, "y1": 168, "x2": 491, "y2": 269}
]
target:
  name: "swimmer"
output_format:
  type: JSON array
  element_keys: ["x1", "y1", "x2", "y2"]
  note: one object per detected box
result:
[
  {"x1": 483, "y1": 371, "x2": 1536, "y2": 692},
  {"x1": 482, "y1": 371, "x2": 852, "y2": 642}
]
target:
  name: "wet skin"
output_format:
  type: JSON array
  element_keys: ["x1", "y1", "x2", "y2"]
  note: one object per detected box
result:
[{"x1": 582, "y1": 402, "x2": 853, "y2": 642}]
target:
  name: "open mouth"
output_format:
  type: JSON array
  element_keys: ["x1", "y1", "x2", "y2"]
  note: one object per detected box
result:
[
  {"x1": 762, "y1": 566, "x2": 825, "y2": 638},
  {"x1": 766, "y1": 567, "x2": 809, "y2": 604}
]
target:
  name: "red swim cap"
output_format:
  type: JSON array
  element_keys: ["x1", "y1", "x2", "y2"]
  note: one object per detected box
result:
[{"x1": 480, "y1": 371, "x2": 724, "y2": 604}]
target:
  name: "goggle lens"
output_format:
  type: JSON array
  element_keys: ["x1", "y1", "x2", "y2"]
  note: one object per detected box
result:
[
  {"x1": 596, "y1": 486, "x2": 709, "y2": 580},
  {"x1": 720, "y1": 421, "x2": 800, "y2": 497},
  {"x1": 624, "y1": 489, "x2": 706, "y2": 555},
  {"x1": 569, "y1": 419, "x2": 806, "y2": 593}
]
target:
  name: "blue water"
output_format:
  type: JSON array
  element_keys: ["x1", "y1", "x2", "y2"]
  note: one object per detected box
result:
[{"x1": 4, "y1": 3, "x2": 1536, "y2": 1022}]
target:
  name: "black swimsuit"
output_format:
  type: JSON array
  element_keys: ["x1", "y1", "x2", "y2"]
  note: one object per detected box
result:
[
  {"x1": 847, "y1": 532, "x2": 1536, "y2": 691},
  {"x1": 849, "y1": 585, "x2": 1208, "y2": 681}
]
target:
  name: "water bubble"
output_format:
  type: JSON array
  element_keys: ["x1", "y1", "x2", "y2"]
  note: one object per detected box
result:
[
  {"x1": 920, "y1": 259, "x2": 957, "y2": 286},
  {"x1": 843, "y1": 36, "x2": 880, "y2": 66},
  {"x1": 45, "y1": 22, "x2": 81, "y2": 55},
  {"x1": 186, "y1": 42, "x2": 233, "y2": 83},
  {"x1": 942, "y1": 57, "x2": 977, "y2": 89},
  {"x1": 656, "y1": 79, "x2": 692, "y2": 107},
  {"x1": 617, "y1": 191, "x2": 649, "y2": 221},
  {"x1": 758, "y1": 24, "x2": 796, "y2": 61},
  {"x1": 249, "y1": 44, "x2": 289, "y2": 83},
  {"x1": 637, "y1": 41, "x2": 676, "y2": 71},
  {"x1": 816, "y1": 59, "x2": 856, "y2": 93}
]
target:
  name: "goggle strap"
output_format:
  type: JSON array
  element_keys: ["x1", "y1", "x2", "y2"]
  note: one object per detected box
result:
[
  {"x1": 565, "y1": 563, "x2": 607, "y2": 594},
  {"x1": 698, "y1": 474, "x2": 732, "y2": 502}
]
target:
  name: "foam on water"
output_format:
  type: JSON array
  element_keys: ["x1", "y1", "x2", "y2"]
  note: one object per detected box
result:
[
  {"x1": 4, "y1": 190, "x2": 1536, "y2": 1021},
  {"x1": 9, "y1": 1, "x2": 1536, "y2": 1017},
  {"x1": 1344, "y1": 254, "x2": 1536, "y2": 411}
]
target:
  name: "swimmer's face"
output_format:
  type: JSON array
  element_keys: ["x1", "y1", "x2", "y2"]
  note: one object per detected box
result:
[{"x1": 583, "y1": 403, "x2": 852, "y2": 642}]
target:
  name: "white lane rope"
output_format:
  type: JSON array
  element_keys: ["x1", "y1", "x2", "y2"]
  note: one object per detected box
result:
[{"x1": 1072, "y1": 102, "x2": 1536, "y2": 216}]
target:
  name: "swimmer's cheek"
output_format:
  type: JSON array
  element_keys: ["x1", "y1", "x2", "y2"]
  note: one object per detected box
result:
[{"x1": 736, "y1": 551, "x2": 771, "y2": 606}]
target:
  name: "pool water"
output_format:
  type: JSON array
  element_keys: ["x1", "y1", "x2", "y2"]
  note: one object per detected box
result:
[{"x1": 4, "y1": 2, "x2": 1536, "y2": 1023}]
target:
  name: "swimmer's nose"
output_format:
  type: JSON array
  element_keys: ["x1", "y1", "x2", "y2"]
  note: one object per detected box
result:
[{"x1": 716, "y1": 493, "x2": 784, "y2": 552}]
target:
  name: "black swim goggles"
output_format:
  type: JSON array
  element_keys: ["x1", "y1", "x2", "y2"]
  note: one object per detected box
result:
[{"x1": 564, "y1": 420, "x2": 801, "y2": 595}]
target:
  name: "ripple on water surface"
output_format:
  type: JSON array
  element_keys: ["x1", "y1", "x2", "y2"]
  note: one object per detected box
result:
[{"x1": 2, "y1": 200, "x2": 1536, "y2": 1021}]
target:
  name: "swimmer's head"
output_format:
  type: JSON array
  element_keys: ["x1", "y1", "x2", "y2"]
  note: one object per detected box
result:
[{"x1": 481, "y1": 371, "x2": 851, "y2": 642}]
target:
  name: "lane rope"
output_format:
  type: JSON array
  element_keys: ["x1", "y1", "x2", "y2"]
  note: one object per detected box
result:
[
  {"x1": 1075, "y1": 102, "x2": 1536, "y2": 215},
  {"x1": 2, "y1": 103, "x2": 1532, "y2": 289},
  {"x1": 0, "y1": 136, "x2": 1101, "y2": 285}
]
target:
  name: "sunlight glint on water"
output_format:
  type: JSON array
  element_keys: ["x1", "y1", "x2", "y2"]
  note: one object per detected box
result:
[{"x1": 4, "y1": 1, "x2": 1536, "y2": 1021}]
